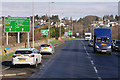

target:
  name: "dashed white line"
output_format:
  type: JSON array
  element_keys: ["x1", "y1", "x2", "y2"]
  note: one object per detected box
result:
[
  {"x1": 98, "y1": 77, "x2": 102, "y2": 80},
  {"x1": 82, "y1": 41, "x2": 102, "y2": 80},
  {"x1": 93, "y1": 66, "x2": 98, "y2": 73},
  {"x1": 91, "y1": 60, "x2": 94, "y2": 65}
]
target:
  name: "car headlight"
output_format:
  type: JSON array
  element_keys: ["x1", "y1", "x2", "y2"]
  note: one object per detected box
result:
[
  {"x1": 96, "y1": 45, "x2": 99, "y2": 48},
  {"x1": 108, "y1": 46, "x2": 111, "y2": 48}
]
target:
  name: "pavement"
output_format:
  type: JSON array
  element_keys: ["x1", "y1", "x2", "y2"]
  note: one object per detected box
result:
[{"x1": 1, "y1": 40, "x2": 120, "y2": 80}]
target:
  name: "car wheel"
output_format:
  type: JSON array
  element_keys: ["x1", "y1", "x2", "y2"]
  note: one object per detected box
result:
[
  {"x1": 109, "y1": 52, "x2": 112, "y2": 55},
  {"x1": 11, "y1": 64, "x2": 16, "y2": 68}
]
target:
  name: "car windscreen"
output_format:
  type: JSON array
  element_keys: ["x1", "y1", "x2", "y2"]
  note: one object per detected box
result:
[
  {"x1": 41, "y1": 44, "x2": 50, "y2": 47},
  {"x1": 116, "y1": 41, "x2": 120, "y2": 44},
  {"x1": 96, "y1": 37, "x2": 110, "y2": 43},
  {"x1": 15, "y1": 50, "x2": 33, "y2": 54},
  {"x1": 90, "y1": 40, "x2": 93, "y2": 42}
]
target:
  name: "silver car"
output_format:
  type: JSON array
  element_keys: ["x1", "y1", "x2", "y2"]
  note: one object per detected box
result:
[
  {"x1": 88, "y1": 39, "x2": 93, "y2": 47},
  {"x1": 39, "y1": 43, "x2": 55, "y2": 54}
]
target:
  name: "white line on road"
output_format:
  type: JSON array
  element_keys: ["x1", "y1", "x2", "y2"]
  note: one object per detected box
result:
[
  {"x1": 98, "y1": 77, "x2": 102, "y2": 80},
  {"x1": 82, "y1": 41, "x2": 102, "y2": 80},
  {"x1": 91, "y1": 60, "x2": 94, "y2": 65},
  {"x1": 93, "y1": 66, "x2": 98, "y2": 73}
]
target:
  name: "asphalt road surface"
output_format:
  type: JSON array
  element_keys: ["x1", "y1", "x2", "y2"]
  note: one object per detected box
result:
[
  {"x1": 2, "y1": 40, "x2": 120, "y2": 80},
  {"x1": 30, "y1": 40, "x2": 120, "y2": 79}
]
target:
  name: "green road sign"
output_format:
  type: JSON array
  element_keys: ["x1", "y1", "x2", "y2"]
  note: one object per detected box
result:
[
  {"x1": 41, "y1": 30, "x2": 48, "y2": 35},
  {"x1": 5, "y1": 17, "x2": 30, "y2": 32},
  {"x1": 68, "y1": 30, "x2": 72, "y2": 35}
]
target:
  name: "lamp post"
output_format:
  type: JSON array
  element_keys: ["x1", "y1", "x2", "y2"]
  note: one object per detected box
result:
[
  {"x1": 32, "y1": 0, "x2": 35, "y2": 48},
  {"x1": 48, "y1": 2, "x2": 54, "y2": 43}
]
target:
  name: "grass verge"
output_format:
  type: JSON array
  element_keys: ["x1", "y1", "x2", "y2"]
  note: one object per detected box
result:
[
  {"x1": 1, "y1": 52, "x2": 14, "y2": 61},
  {"x1": 1, "y1": 38, "x2": 64, "y2": 60},
  {"x1": 1, "y1": 38, "x2": 84, "y2": 60}
]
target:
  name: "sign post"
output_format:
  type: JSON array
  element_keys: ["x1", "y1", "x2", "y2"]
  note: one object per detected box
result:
[{"x1": 18, "y1": 32, "x2": 20, "y2": 43}]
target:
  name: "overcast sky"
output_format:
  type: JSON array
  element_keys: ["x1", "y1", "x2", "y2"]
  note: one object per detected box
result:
[
  {"x1": 2, "y1": 2, "x2": 118, "y2": 20},
  {"x1": 2, "y1": 0, "x2": 120, "y2": 2}
]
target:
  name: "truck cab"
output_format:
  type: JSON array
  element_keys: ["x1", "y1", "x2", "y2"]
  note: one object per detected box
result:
[
  {"x1": 94, "y1": 28, "x2": 111, "y2": 54},
  {"x1": 85, "y1": 33, "x2": 92, "y2": 41}
]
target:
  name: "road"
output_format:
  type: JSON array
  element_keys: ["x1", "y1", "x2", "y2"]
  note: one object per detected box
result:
[
  {"x1": 2, "y1": 40, "x2": 120, "y2": 80},
  {"x1": 30, "y1": 40, "x2": 119, "y2": 79}
]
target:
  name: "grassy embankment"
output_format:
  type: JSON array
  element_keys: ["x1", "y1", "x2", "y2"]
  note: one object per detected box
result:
[{"x1": 1, "y1": 38, "x2": 83, "y2": 60}]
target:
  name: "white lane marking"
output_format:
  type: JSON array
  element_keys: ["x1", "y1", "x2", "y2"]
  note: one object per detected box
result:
[
  {"x1": 84, "y1": 46, "x2": 89, "y2": 56},
  {"x1": 98, "y1": 77, "x2": 102, "y2": 80},
  {"x1": 82, "y1": 40, "x2": 102, "y2": 80},
  {"x1": 93, "y1": 66, "x2": 98, "y2": 73},
  {"x1": 91, "y1": 60, "x2": 94, "y2": 65}
]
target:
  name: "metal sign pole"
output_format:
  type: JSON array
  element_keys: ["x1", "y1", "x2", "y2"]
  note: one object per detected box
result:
[
  {"x1": 27, "y1": 32, "x2": 29, "y2": 48},
  {"x1": 6, "y1": 32, "x2": 8, "y2": 45},
  {"x1": 18, "y1": 32, "x2": 20, "y2": 43},
  {"x1": 60, "y1": 26, "x2": 61, "y2": 38}
]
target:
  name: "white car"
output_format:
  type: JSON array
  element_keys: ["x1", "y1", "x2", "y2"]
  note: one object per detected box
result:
[
  {"x1": 12, "y1": 48, "x2": 42, "y2": 68},
  {"x1": 39, "y1": 43, "x2": 55, "y2": 54}
]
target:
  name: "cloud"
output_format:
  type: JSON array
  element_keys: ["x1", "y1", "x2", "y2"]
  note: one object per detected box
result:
[
  {"x1": 2, "y1": 2, "x2": 118, "y2": 19},
  {"x1": 2, "y1": 0, "x2": 120, "y2": 2}
]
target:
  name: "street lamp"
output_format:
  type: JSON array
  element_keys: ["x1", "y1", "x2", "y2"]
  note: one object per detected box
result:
[
  {"x1": 48, "y1": 2, "x2": 54, "y2": 43},
  {"x1": 59, "y1": 14, "x2": 63, "y2": 39},
  {"x1": 32, "y1": 0, "x2": 35, "y2": 48}
]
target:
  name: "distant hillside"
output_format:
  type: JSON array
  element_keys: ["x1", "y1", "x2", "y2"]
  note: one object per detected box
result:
[{"x1": 77, "y1": 16, "x2": 101, "y2": 26}]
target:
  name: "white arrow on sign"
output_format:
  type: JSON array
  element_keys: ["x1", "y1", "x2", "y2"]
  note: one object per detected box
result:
[{"x1": 42, "y1": 31, "x2": 46, "y2": 33}]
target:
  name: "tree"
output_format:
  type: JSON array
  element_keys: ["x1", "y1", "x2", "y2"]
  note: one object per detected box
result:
[
  {"x1": 35, "y1": 14, "x2": 39, "y2": 20},
  {"x1": 110, "y1": 15, "x2": 114, "y2": 19},
  {"x1": 115, "y1": 15, "x2": 119, "y2": 21},
  {"x1": 96, "y1": 17, "x2": 99, "y2": 21},
  {"x1": 55, "y1": 27, "x2": 59, "y2": 40}
]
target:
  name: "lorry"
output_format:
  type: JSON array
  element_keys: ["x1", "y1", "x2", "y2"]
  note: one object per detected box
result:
[
  {"x1": 93, "y1": 28, "x2": 111, "y2": 54},
  {"x1": 85, "y1": 33, "x2": 92, "y2": 40}
]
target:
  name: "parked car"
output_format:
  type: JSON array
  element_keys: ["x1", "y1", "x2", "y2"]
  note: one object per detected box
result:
[
  {"x1": 88, "y1": 39, "x2": 93, "y2": 47},
  {"x1": 12, "y1": 48, "x2": 42, "y2": 68},
  {"x1": 39, "y1": 43, "x2": 55, "y2": 54},
  {"x1": 113, "y1": 40, "x2": 120, "y2": 51}
]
